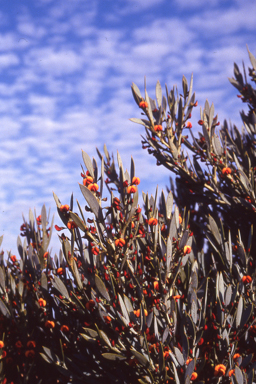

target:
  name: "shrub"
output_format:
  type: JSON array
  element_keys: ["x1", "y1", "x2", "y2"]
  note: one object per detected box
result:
[{"x1": 0, "y1": 47, "x2": 256, "y2": 384}]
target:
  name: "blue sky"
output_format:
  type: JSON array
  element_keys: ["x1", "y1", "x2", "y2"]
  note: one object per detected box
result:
[{"x1": 1, "y1": 0, "x2": 255, "y2": 256}]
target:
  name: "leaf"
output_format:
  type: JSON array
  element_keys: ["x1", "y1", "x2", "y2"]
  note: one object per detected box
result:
[
  {"x1": 224, "y1": 285, "x2": 232, "y2": 307},
  {"x1": 174, "y1": 347, "x2": 184, "y2": 366},
  {"x1": 185, "y1": 359, "x2": 195, "y2": 380},
  {"x1": 69, "y1": 212, "x2": 88, "y2": 233},
  {"x1": 236, "y1": 296, "x2": 243, "y2": 328},
  {"x1": 235, "y1": 366, "x2": 244, "y2": 384},
  {"x1": 118, "y1": 294, "x2": 130, "y2": 323},
  {"x1": 99, "y1": 329, "x2": 112, "y2": 348},
  {"x1": 52, "y1": 276, "x2": 70, "y2": 301},
  {"x1": 53, "y1": 192, "x2": 61, "y2": 208},
  {"x1": 102, "y1": 353, "x2": 126, "y2": 361},
  {"x1": 156, "y1": 80, "x2": 162, "y2": 108},
  {"x1": 247, "y1": 45, "x2": 256, "y2": 71},
  {"x1": 166, "y1": 191, "x2": 173, "y2": 219},
  {"x1": 0, "y1": 299, "x2": 11, "y2": 318},
  {"x1": 82, "y1": 150, "x2": 94, "y2": 178},
  {"x1": 79, "y1": 184, "x2": 104, "y2": 222},
  {"x1": 130, "y1": 349, "x2": 149, "y2": 367},
  {"x1": 95, "y1": 275, "x2": 110, "y2": 301},
  {"x1": 172, "y1": 362, "x2": 180, "y2": 384},
  {"x1": 0, "y1": 235, "x2": 3, "y2": 248},
  {"x1": 208, "y1": 215, "x2": 221, "y2": 244},
  {"x1": 131, "y1": 82, "x2": 142, "y2": 106},
  {"x1": 240, "y1": 303, "x2": 253, "y2": 329}
]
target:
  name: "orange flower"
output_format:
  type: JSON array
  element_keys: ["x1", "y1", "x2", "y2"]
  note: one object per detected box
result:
[
  {"x1": 186, "y1": 358, "x2": 193, "y2": 365},
  {"x1": 173, "y1": 295, "x2": 181, "y2": 302},
  {"x1": 134, "y1": 309, "x2": 148, "y2": 318},
  {"x1": 163, "y1": 349, "x2": 171, "y2": 358},
  {"x1": 233, "y1": 353, "x2": 241, "y2": 361},
  {"x1": 154, "y1": 125, "x2": 163, "y2": 132},
  {"x1": 45, "y1": 320, "x2": 55, "y2": 329},
  {"x1": 148, "y1": 218, "x2": 158, "y2": 226},
  {"x1": 83, "y1": 176, "x2": 94, "y2": 186},
  {"x1": 186, "y1": 122, "x2": 192, "y2": 129},
  {"x1": 104, "y1": 316, "x2": 111, "y2": 324},
  {"x1": 0, "y1": 341, "x2": 4, "y2": 349},
  {"x1": 67, "y1": 221, "x2": 77, "y2": 230},
  {"x1": 139, "y1": 101, "x2": 148, "y2": 109},
  {"x1": 184, "y1": 245, "x2": 192, "y2": 255},
  {"x1": 88, "y1": 183, "x2": 99, "y2": 192},
  {"x1": 153, "y1": 281, "x2": 159, "y2": 290},
  {"x1": 92, "y1": 246, "x2": 99, "y2": 255},
  {"x1": 59, "y1": 204, "x2": 70, "y2": 213},
  {"x1": 214, "y1": 364, "x2": 226, "y2": 377},
  {"x1": 242, "y1": 276, "x2": 252, "y2": 284},
  {"x1": 228, "y1": 369, "x2": 235, "y2": 377},
  {"x1": 86, "y1": 300, "x2": 95, "y2": 310},
  {"x1": 127, "y1": 185, "x2": 137, "y2": 194},
  {"x1": 43, "y1": 252, "x2": 49, "y2": 259},
  {"x1": 179, "y1": 215, "x2": 182, "y2": 224},
  {"x1": 61, "y1": 325, "x2": 69, "y2": 333},
  {"x1": 27, "y1": 341, "x2": 36, "y2": 348},
  {"x1": 10, "y1": 255, "x2": 16, "y2": 263},
  {"x1": 222, "y1": 167, "x2": 231, "y2": 175},
  {"x1": 132, "y1": 176, "x2": 140, "y2": 185},
  {"x1": 25, "y1": 350, "x2": 35, "y2": 358},
  {"x1": 38, "y1": 298, "x2": 46, "y2": 307},
  {"x1": 191, "y1": 372, "x2": 198, "y2": 381},
  {"x1": 115, "y1": 238, "x2": 126, "y2": 247},
  {"x1": 57, "y1": 267, "x2": 64, "y2": 275}
]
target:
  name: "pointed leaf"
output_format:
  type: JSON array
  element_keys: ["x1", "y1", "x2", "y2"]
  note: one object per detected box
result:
[{"x1": 95, "y1": 275, "x2": 110, "y2": 301}]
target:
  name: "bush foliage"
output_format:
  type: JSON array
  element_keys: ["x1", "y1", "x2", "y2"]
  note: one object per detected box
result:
[{"x1": 1, "y1": 48, "x2": 256, "y2": 384}]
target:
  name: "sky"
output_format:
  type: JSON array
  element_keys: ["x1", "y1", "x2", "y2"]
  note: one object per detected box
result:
[{"x1": 0, "y1": 0, "x2": 256, "y2": 256}]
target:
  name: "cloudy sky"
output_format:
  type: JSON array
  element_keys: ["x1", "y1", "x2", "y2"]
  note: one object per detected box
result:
[{"x1": 1, "y1": 0, "x2": 255, "y2": 256}]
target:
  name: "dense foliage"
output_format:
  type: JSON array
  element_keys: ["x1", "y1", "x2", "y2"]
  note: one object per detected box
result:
[{"x1": 1, "y1": 47, "x2": 256, "y2": 384}]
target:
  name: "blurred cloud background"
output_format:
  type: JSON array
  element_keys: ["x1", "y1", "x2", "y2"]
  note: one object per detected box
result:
[{"x1": 0, "y1": 0, "x2": 255, "y2": 255}]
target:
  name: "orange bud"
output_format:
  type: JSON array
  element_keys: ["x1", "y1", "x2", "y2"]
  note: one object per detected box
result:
[
  {"x1": 242, "y1": 275, "x2": 252, "y2": 284},
  {"x1": 191, "y1": 372, "x2": 198, "y2": 381},
  {"x1": 0, "y1": 341, "x2": 4, "y2": 349},
  {"x1": 179, "y1": 215, "x2": 182, "y2": 224},
  {"x1": 186, "y1": 122, "x2": 192, "y2": 129},
  {"x1": 61, "y1": 325, "x2": 69, "y2": 333},
  {"x1": 229, "y1": 369, "x2": 235, "y2": 377},
  {"x1": 153, "y1": 281, "x2": 159, "y2": 290},
  {"x1": 10, "y1": 255, "x2": 16, "y2": 263},
  {"x1": 27, "y1": 341, "x2": 36, "y2": 348},
  {"x1": 57, "y1": 267, "x2": 64, "y2": 275},
  {"x1": 25, "y1": 350, "x2": 35, "y2": 358}
]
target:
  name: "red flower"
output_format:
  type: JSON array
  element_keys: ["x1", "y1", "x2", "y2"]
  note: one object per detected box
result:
[
  {"x1": 154, "y1": 125, "x2": 163, "y2": 132},
  {"x1": 0, "y1": 341, "x2": 4, "y2": 349},
  {"x1": 229, "y1": 369, "x2": 235, "y2": 377},
  {"x1": 57, "y1": 267, "x2": 64, "y2": 275},
  {"x1": 198, "y1": 120, "x2": 204, "y2": 125},
  {"x1": 27, "y1": 341, "x2": 36, "y2": 348},
  {"x1": 15, "y1": 341, "x2": 22, "y2": 348},
  {"x1": 186, "y1": 122, "x2": 192, "y2": 129},
  {"x1": 198, "y1": 338, "x2": 204, "y2": 346},
  {"x1": 10, "y1": 255, "x2": 16, "y2": 263},
  {"x1": 153, "y1": 281, "x2": 159, "y2": 291},
  {"x1": 25, "y1": 350, "x2": 35, "y2": 358},
  {"x1": 86, "y1": 300, "x2": 95, "y2": 310},
  {"x1": 191, "y1": 372, "x2": 198, "y2": 381}
]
